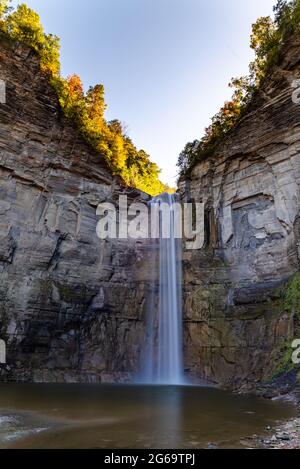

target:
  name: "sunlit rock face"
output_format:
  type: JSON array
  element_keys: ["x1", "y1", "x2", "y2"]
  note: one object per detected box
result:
[
  {"x1": 179, "y1": 35, "x2": 300, "y2": 389},
  {"x1": 0, "y1": 33, "x2": 152, "y2": 382}
]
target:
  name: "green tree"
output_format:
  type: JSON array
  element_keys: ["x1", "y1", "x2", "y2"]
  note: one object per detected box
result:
[
  {"x1": 40, "y1": 33, "x2": 60, "y2": 75},
  {"x1": 5, "y1": 4, "x2": 44, "y2": 49},
  {"x1": 249, "y1": 16, "x2": 278, "y2": 84},
  {"x1": 274, "y1": 0, "x2": 300, "y2": 36},
  {"x1": 4, "y1": 3, "x2": 60, "y2": 75},
  {"x1": 178, "y1": 0, "x2": 300, "y2": 176},
  {"x1": 0, "y1": 0, "x2": 11, "y2": 20},
  {"x1": 177, "y1": 141, "x2": 200, "y2": 175}
]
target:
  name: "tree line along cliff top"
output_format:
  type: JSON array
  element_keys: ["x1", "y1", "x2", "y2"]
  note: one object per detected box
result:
[
  {"x1": 1, "y1": 1, "x2": 299, "y2": 188},
  {"x1": 0, "y1": 0, "x2": 171, "y2": 196},
  {"x1": 177, "y1": 0, "x2": 300, "y2": 176}
]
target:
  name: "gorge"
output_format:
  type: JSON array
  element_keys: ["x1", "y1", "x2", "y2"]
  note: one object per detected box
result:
[{"x1": 0, "y1": 28, "x2": 300, "y2": 398}]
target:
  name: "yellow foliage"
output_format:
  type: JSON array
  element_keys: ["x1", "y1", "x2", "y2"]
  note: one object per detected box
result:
[{"x1": 0, "y1": 1, "x2": 168, "y2": 196}]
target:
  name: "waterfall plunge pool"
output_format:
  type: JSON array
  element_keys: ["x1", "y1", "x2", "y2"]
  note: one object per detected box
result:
[{"x1": 0, "y1": 383, "x2": 296, "y2": 449}]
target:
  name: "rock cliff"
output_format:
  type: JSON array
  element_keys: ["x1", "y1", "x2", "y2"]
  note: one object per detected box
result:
[
  {"x1": 0, "y1": 33, "x2": 151, "y2": 382},
  {"x1": 1, "y1": 31, "x2": 300, "y2": 389},
  {"x1": 179, "y1": 35, "x2": 300, "y2": 389}
]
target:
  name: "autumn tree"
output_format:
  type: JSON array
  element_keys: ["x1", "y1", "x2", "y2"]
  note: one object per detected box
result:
[
  {"x1": 0, "y1": 2, "x2": 169, "y2": 195},
  {"x1": 86, "y1": 85, "x2": 106, "y2": 122},
  {"x1": 67, "y1": 74, "x2": 84, "y2": 99}
]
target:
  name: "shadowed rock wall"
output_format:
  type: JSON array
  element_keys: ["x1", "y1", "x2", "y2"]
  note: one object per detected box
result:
[
  {"x1": 0, "y1": 33, "x2": 151, "y2": 382},
  {"x1": 179, "y1": 36, "x2": 300, "y2": 389},
  {"x1": 1, "y1": 31, "x2": 300, "y2": 389}
]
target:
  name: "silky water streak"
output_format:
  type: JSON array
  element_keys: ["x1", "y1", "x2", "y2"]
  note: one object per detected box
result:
[{"x1": 142, "y1": 192, "x2": 183, "y2": 384}]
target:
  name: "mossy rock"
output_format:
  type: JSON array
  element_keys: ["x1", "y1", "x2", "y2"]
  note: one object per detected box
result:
[
  {"x1": 267, "y1": 272, "x2": 300, "y2": 381},
  {"x1": 283, "y1": 272, "x2": 300, "y2": 319},
  {"x1": 57, "y1": 283, "x2": 87, "y2": 304},
  {"x1": 272, "y1": 341, "x2": 296, "y2": 378}
]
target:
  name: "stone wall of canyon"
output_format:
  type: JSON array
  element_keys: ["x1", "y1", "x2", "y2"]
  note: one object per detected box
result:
[
  {"x1": 0, "y1": 33, "x2": 152, "y2": 382},
  {"x1": 1, "y1": 32, "x2": 300, "y2": 389},
  {"x1": 179, "y1": 35, "x2": 300, "y2": 389}
]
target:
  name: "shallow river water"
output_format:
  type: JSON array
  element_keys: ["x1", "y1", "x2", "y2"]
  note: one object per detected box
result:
[{"x1": 0, "y1": 383, "x2": 296, "y2": 449}]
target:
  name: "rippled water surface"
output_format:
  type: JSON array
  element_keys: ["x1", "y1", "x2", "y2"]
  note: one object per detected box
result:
[{"x1": 0, "y1": 383, "x2": 296, "y2": 448}]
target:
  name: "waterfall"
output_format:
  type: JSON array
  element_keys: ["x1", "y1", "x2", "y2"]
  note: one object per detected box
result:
[{"x1": 142, "y1": 192, "x2": 183, "y2": 385}]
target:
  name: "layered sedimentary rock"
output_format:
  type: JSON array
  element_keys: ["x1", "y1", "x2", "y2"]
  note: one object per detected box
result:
[
  {"x1": 1, "y1": 30, "x2": 300, "y2": 389},
  {"x1": 0, "y1": 33, "x2": 151, "y2": 382},
  {"x1": 179, "y1": 35, "x2": 300, "y2": 388}
]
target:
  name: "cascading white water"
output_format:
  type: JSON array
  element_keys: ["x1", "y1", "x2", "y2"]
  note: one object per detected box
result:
[{"x1": 143, "y1": 192, "x2": 183, "y2": 385}]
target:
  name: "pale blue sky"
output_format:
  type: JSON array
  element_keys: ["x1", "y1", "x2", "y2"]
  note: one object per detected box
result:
[{"x1": 12, "y1": 0, "x2": 276, "y2": 185}]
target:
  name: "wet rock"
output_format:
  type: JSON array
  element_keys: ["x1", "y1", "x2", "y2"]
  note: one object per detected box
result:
[
  {"x1": 259, "y1": 416, "x2": 300, "y2": 449},
  {"x1": 276, "y1": 432, "x2": 291, "y2": 441},
  {"x1": 207, "y1": 442, "x2": 218, "y2": 449}
]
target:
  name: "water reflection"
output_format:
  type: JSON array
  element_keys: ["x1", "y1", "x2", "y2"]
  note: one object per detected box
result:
[{"x1": 150, "y1": 385, "x2": 183, "y2": 448}]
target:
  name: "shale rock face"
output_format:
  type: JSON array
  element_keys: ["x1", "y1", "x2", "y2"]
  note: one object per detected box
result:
[
  {"x1": 179, "y1": 36, "x2": 300, "y2": 388},
  {"x1": 0, "y1": 34, "x2": 151, "y2": 382},
  {"x1": 1, "y1": 31, "x2": 300, "y2": 389}
]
